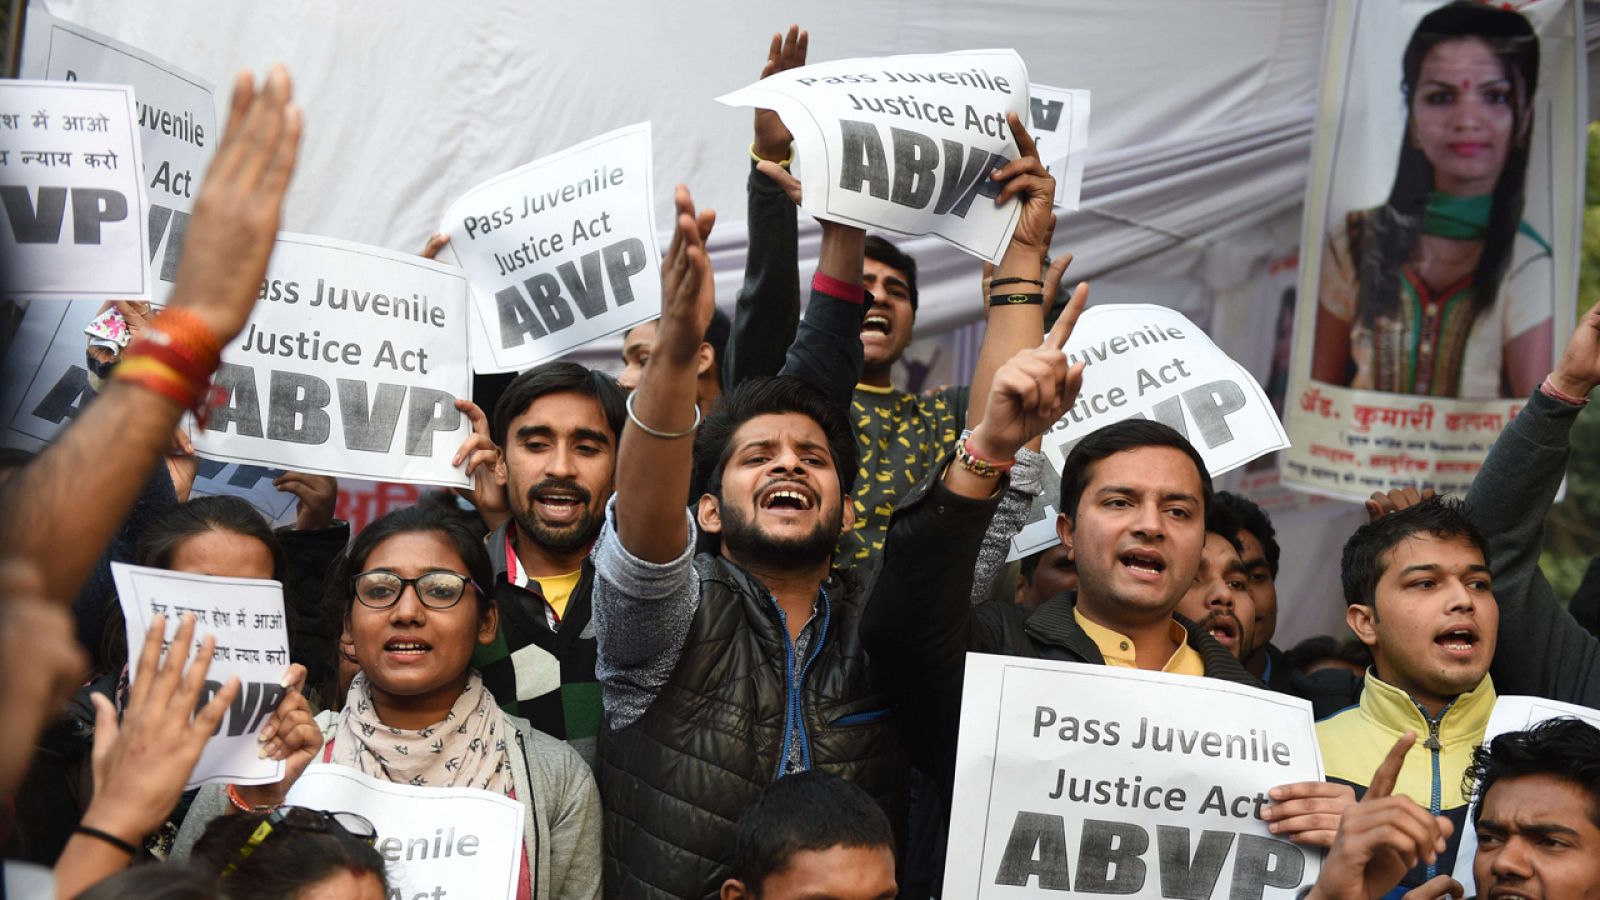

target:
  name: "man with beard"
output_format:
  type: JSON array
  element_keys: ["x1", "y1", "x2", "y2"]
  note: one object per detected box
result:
[
  {"x1": 589, "y1": 169, "x2": 1064, "y2": 895},
  {"x1": 1173, "y1": 507, "x2": 1256, "y2": 661},
  {"x1": 461, "y1": 361, "x2": 625, "y2": 766}
]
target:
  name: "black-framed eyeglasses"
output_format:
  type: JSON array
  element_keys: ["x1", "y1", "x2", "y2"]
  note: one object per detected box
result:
[
  {"x1": 351, "y1": 570, "x2": 477, "y2": 610},
  {"x1": 221, "y1": 806, "x2": 377, "y2": 878}
]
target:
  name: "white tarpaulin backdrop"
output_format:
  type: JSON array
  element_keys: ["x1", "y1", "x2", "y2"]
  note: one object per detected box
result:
[{"x1": 18, "y1": 0, "x2": 1598, "y2": 645}]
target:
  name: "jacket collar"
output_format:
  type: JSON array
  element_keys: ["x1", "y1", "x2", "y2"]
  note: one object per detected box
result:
[
  {"x1": 1357, "y1": 669, "x2": 1497, "y2": 743},
  {"x1": 1023, "y1": 591, "x2": 1260, "y2": 685}
]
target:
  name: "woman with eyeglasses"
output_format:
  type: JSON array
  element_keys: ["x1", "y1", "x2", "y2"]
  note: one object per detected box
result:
[{"x1": 173, "y1": 504, "x2": 602, "y2": 900}]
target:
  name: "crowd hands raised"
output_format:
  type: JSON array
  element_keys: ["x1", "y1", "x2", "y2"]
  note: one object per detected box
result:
[{"x1": 4, "y1": 23, "x2": 1600, "y2": 900}]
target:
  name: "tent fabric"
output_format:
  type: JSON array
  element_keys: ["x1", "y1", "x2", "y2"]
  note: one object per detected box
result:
[{"x1": 26, "y1": 0, "x2": 1596, "y2": 647}]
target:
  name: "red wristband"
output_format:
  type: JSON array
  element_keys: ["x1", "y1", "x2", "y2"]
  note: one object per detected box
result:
[
  {"x1": 1540, "y1": 377, "x2": 1590, "y2": 407},
  {"x1": 812, "y1": 271, "x2": 865, "y2": 304}
]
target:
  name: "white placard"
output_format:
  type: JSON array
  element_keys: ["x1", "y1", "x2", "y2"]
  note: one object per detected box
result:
[
  {"x1": 1009, "y1": 305, "x2": 1289, "y2": 561},
  {"x1": 947, "y1": 655, "x2": 1323, "y2": 898},
  {"x1": 286, "y1": 765, "x2": 524, "y2": 900},
  {"x1": 21, "y1": 8, "x2": 217, "y2": 306},
  {"x1": 0, "y1": 80, "x2": 148, "y2": 301},
  {"x1": 1450, "y1": 695, "x2": 1600, "y2": 892},
  {"x1": 192, "y1": 233, "x2": 472, "y2": 488},
  {"x1": 1027, "y1": 83, "x2": 1090, "y2": 209},
  {"x1": 717, "y1": 50, "x2": 1030, "y2": 262},
  {"x1": 111, "y1": 562, "x2": 289, "y2": 790},
  {"x1": 442, "y1": 122, "x2": 661, "y2": 374}
]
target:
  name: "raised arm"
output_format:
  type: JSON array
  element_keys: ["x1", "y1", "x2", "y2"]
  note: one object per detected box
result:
[
  {"x1": 1474, "y1": 299, "x2": 1600, "y2": 702},
  {"x1": 725, "y1": 26, "x2": 807, "y2": 386},
  {"x1": 861, "y1": 301, "x2": 1085, "y2": 778},
  {"x1": 0, "y1": 67, "x2": 301, "y2": 605},
  {"x1": 614, "y1": 186, "x2": 716, "y2": 563}
]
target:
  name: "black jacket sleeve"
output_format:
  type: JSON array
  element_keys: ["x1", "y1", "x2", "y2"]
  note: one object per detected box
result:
[
  {"x1": 860, "y1": 459, "x2": 1006, "y2": 783},
  {"x1": 725, "y1": 163, "x2": 800, "y2": 386},
  {"x1": 1469, "y1": 390, "x2": 1600, "y2": 704}
]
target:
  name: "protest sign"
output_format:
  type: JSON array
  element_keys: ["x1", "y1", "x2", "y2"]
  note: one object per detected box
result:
[
  {"x1": 946, "y1": 654, "x2": 1322, "y2": 898},
  {"x1": 0, "y1": 80, "x2": 147, "y2": 301},
  {"x1": 286, "y1": 765, "x2": 524, "y2": 900},
  {"x1": 1026, "y1": 83, "x2": 1090, "y2": 209},
  {"x1": 111, "y1": 562, "x2": 289, "y2": 790},
  {"x1": 21, "y1": 9, "x2": 218, "y2": 306},
  {"x1": 442, "y1": 122, "x2": 660, "y2": 374},
  {"x1": 1450, "y1": 695, "x2": 1600, "y2": 892},
  {"x1": 192, "y1": 234, "x2": 472, "y2": 488},
  {"x1": 1284, "y1": 0, "x2": 1582, "y2": 502},
  {"x1": 718, "y1": 50, "x2": 1030, "y2": 261},
  {"x1": 1009, "y1": 304, "x2": 1288, "y2": 561}
]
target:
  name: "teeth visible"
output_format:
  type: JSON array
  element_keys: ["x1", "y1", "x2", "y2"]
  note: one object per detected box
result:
[{"x1": 764, "y1": 490, "x2": 810, "y2": 509}]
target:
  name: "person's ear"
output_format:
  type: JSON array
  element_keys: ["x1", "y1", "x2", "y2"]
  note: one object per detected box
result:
[
  {"x1": 1347, "y1": 604, "x2": 1379, "y2": 648},
  {"x1": 477, "y1": 602, "x2": 499, "y2": 646},
  {"x1": 697, "y1": 494, "x2": 723, "y2": 535},
  {"x1": 840, "y1": 492, "x2": 858, "y2": 534},
  {"x1": 1055, "y1": 511, "x2": 1074, "y2": 561},
  {"x1": 719, "y1": 879, "x2": 749, "y2": 900},
  {"x1": 696, "y1": 342, "x2": 715, "y2": 379},
  {"x1": 493, "y1": 452, "x2": 508, "y2": 488}
]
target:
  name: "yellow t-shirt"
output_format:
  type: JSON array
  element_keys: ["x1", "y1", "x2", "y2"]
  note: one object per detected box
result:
[
  {"x1": 1073, "y1": 609, "x2": 1205, "y2": 676},
  {"x1": 531, "y1": 570, "x2": 583, "y2": 623}
]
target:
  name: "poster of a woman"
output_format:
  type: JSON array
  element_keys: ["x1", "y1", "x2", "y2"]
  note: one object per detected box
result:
[
  {"x1": 1312, "y1": 2, "x2": 1550, "y2": 400},
  {"x1": 1284, "y1": 0, "x2": 1581, "y2": 502}
]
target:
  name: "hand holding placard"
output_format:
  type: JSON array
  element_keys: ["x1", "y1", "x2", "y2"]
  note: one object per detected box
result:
[
  {"x1": 83, "y1": 614, "x2": 238, "y2": 848},
  {"x1": 755, "y1": 26, "x2": 809, "y2": 163}
]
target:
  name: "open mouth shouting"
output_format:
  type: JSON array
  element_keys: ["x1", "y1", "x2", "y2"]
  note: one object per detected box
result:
[
  {"x1": 1118, "y1": 548, "x2": 1167, "y2": 583},
  {"x1": 528, "y1": 479, "x2": 590, "y2": 526},
  {"x1": 1434, "y1": 622, "x2": 1480, "y2": 659},
  {"x1": 1200, "y1": 611, "x2": 1242, "y2": 651},
  {"x1": 757, "y1": 481, "x2": 817, "y2": 518},
  {"x1": 384, "y1": 635, "x2": 432, "y2": 662}
]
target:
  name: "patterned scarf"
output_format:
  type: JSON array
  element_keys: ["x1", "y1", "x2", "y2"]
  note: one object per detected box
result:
[{"x1": 332, "y1": 671, "x2": 514, "y2": 796}]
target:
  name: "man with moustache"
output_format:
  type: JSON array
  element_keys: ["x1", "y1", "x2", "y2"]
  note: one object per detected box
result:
[
  {"x1": 460, "y1": 361, "x2": 625, "y2": 767},
  {"x1": 590, "y1": 169, "x2": 1064, "y2": 895},
  {"x1": 1308, "y1": 302, "x2": 1600, "y2": 891},
  {"x1": 1173, "y1": 507, "x2": 1256, "y2": 661}
]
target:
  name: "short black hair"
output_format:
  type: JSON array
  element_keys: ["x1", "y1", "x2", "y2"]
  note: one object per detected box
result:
[
  {"x1": 1339, "y1": 495, "x2": 1489, "y2": 607},
  {"x1": 1216, "y1": 491, "x2": 1279, "y2": 577},
  {"x1": 731, "y1": 771, "x2": 895, "y2": 892},
  {"x1": 693, "y1": 376, "x2": 857, "y2": 501},
  {"x1": 138, "y1": 495, "x2": 287, "y2": 582},
  {"x1": 1019, "y1": 549, "x2": 1045, "y2": 580},
  {"x1": 1466, "y1": 717, "x2": 1600, "y2": 828},
  {"x1": 331, "y1": 501, "x2": 496, "y2": 621},
  {"x1": 491, "y1": 360, "x2": 626, "y2": 449},
  {"x1": 1058, "y1": 420, "x2": 1211, "y2": 521},
  {"x1": 1205, "y1": 504, "x2": 1244, "y2": 554},
  {"x1": 190, "y1": 810, "x2": 388, "y2": 897},
  {"x1": 705, "y1": 308, "x2": 732, "y2": 389},
  {"x1": 864, "y1": 235, "x2": 918, "y2": 311}
]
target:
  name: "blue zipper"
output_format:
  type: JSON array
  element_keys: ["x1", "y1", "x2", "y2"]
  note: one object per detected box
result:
[
  {"x1": 1410, "y1": 696, "x2": 1456, "y2": 880},
  {"x1": 771, "y1": 587, "x2": 831, "y2": 778}
]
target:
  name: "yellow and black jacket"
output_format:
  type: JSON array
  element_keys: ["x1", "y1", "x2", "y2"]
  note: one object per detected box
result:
[{"x1": 1317, "y1": 671, "x2": 1496, "y2": 892}]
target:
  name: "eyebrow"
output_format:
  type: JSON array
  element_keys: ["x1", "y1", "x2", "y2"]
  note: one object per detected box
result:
[
  {"x1": 737, "y1": 438, "x2": 831, "y2": 458},
  {"x1": 1396, "y1": 563, "x2": 1491, "y2": 578},
  {"x1": 1422, "y1": 77, "x2": 1511, "y2": 89},
  {"x1": 1095, "y1": 485, "x2": 1199, "y2": 505},
  {"x1": 622, "y1": 340, "x2": 650, "y2": 358},
  {"x1": 1221, "y1": 557, "x2": 1248, "y2": 578},
  {"x1": 1477, "y1": 818, "x2": 1580, "y2": 839},
  {"x1": 514, "y1": 424, "x2": 614, "y2": 446}
]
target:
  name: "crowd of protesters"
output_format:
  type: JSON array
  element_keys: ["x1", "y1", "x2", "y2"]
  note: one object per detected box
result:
[{"x1": 3, "y1": 15, "x2": 1600, "y2": 900}]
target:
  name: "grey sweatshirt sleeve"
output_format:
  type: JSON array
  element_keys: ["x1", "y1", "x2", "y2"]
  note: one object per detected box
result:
[
  {"x1": 169, "y1": 783, "x2": 230, "y2": 860},
  {"x1": 589, "y1": 495, "x2": 701, "y2": 730},
  {"x1": 1471, "y1": 389, "x2": 1600, "y2": 704},
  {"x1": 969, "y1": 448, "x2": 1046, "y2": 605},
  {"x1": 524, "y1": 727, "x2": 603, "y2": 900}
]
